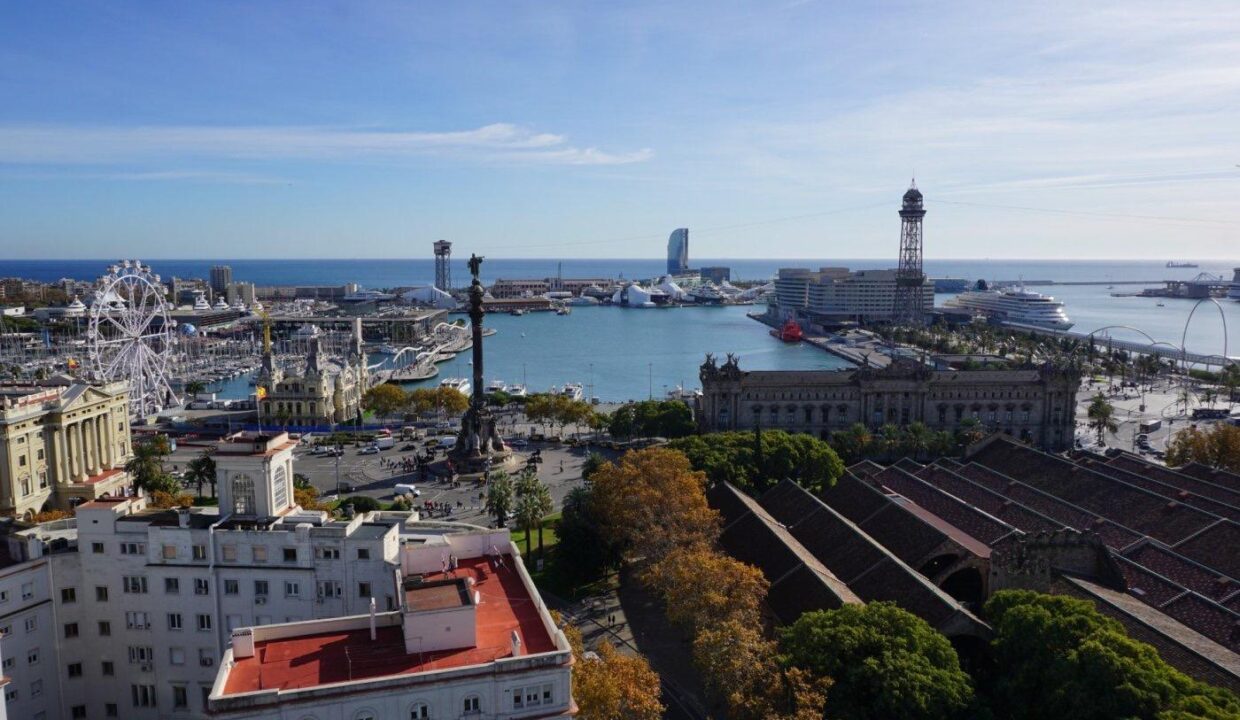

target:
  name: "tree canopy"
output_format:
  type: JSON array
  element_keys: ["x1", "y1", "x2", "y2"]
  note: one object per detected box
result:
[
  {"x1": 984, "y1": 590, "x2": 1240, "y2": 720},
  {"x1": 588, "y1": 447, "x2": 718, "y2": 564},
  {"x1": 1086, "y1": 393, "x2": 1118, "y2": 445},
  {"x1": 563, "y1": 622, "x2": 664, "y2": 720},
  {"x1": 125, "y1": 434, "x2": 180, "y2": 495},
  {"x1": 485, "y1": 470, "x2": 515, "y2": 529},
  {"x1": 608, "y1": 399, "x2": 696, "y2": 439},
  {"x1": 362, "y1": 383, "x2": 407, "y2": 418},
  {"x1": 1166, "y1": 422, "x2": 1240, "y2": 474},
  {"x1": 669, "y1": 428, "x2": 844, "y2": 494},
  {"x1": 780, "y1": 603, "x2": 975, "y2": 720}
]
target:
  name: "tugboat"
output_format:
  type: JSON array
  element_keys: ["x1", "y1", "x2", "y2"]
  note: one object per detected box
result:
[{"x1": 770, "y1": 318, "x2": 804, "y2": 342}]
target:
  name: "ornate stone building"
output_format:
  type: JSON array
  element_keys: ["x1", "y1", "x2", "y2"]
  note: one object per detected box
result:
[
  {"x1": 697, "y1": 354, "x2": 1080, "y2": 451},
  {"x1": 257, "y1": 322, "x2": 368, "y2": 427},
  {"x1": 0, "y1": 377, "x2": 132, "y2": 517}
]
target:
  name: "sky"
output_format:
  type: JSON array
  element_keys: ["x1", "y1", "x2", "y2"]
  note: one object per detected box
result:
[{"x1": 1, "y1": 1, "x2": 1239, "y2": 260}]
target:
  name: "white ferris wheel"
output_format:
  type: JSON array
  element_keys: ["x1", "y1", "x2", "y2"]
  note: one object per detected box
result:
[{"x1": 87, "y1": 261, "x2": 179, "y2": 417}]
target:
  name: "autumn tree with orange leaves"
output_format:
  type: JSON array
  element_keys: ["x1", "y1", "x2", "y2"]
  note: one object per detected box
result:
[
  {"x1": 562, "y1": 620, "x2": 664, "y2": 720},
  {"x1": 642, "y1": 545, "x2": 769, "y2": 632},
  {"x1": 588, "y1": 447, "x2": 719, "y2": 565}
]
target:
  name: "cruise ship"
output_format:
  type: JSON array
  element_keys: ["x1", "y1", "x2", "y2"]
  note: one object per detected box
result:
[
  {"x1": 1229, "y1": 268, "x2": 1240, "y2": 301},
  {"x1": 944, "y1": 282, "x2": 1073, "y2": 330},
  {"x1": 440, "y1": 377, "x2": 471, "y2": 396}
]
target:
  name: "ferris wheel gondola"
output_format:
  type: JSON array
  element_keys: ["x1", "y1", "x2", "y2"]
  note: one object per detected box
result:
[{"x1": 87, "y1": 260, "x2": 179, "y2": 417}]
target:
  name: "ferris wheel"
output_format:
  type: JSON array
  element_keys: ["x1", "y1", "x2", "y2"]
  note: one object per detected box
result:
[{"x1": 87, "y1": 261, "x2": 179, "y2": 417}]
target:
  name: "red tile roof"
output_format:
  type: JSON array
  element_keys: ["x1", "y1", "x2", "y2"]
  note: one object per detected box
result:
[{"x1": 221, "y1": 556, "x2": 554, "y2": 695}]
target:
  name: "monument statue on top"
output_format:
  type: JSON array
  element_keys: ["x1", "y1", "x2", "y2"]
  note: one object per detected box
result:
[{"x1": 451, "y1": 253, "x2": 508, "y2": 471}]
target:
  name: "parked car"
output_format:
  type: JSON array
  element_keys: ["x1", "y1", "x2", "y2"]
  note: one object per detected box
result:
[{"x1": 359, "y1": 446, "x2": 380, "y2": 455}]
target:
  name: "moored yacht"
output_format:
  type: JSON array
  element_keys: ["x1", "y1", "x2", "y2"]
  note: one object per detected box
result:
[
  {"x1": 484, "y1": 379, "x2": 508, "y2": 395},
  {"x1": 440, "y1": 377, "x2": 472, "y2": 396},
  {"x1": 558, "y1": 383, "x2": 584, "y2": 401},
  {"x1": 507, "y1": 384, "x2": 528, "y2": 398},
  {"x1": 943, "y1": 281, "x2": 1073, "y2": 330}
]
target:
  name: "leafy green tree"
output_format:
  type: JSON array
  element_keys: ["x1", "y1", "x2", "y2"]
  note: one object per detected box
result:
[
  {"x1": 582, "y1": 451, "x2": 608, "y2": 481},
  {"x1": 984, "y1": 590, "x2": 1240, "y2": 720},
  {"x1": 1166, "y1": 423, "x2": 1240, "y2": 473},
  {"x1": 555, "y1": 486, "x2": 619, "y2": 580},
  {"x1": 1086, "y1": 393, "x2": 1118, "y2": 445},
  {"x1": 184, "y1": 380, "x2": 207, "y2": 397},
  {"x1": 829, "y1": 423, "x2": 873, "y2": 464},
  {"x1": 362, "y1": 384, "x2": 408, "y2": 419},
  {"x1": 183, "y1": 450, "x2": 216, "y2": 497},
  {"x1": 126, "y1": 435, "x2": 174, "y2": 494},
  {"x1": 608, "y1": 400, "x2": 695, "y2": 439},
  {"x1": 670, "y1": 429, "x2": 843, "y2": 494},
  {"x1": 485, "y1": 470, "x2": 515, "y2": 529},
  {"x1": 341, "y1": 495, "x2": 382, "y2": 513},
  {"x1": 780, "y1": 603, "x2": 974, "y2": 720}
]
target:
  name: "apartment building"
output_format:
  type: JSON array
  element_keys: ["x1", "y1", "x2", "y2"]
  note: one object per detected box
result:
[{"x1": 772, "y1": 266, "x2": 933, "y2": 324}]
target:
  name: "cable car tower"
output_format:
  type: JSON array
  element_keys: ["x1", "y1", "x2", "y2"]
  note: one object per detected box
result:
[{"x1": 893, "y1": 180, "x2": 927, "y2": 326}]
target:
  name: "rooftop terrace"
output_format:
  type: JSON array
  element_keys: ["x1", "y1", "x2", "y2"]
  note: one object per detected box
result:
[{"x1": 220, "y1": 555, "x2": 556, "y2": 696}]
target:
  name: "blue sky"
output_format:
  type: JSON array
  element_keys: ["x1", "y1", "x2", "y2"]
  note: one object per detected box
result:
[{"x1": 1, "y1": 1, "x2": 1238, "y2": 260}]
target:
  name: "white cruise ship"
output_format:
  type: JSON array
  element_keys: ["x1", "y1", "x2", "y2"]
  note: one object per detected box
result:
[
  {"x1": 944, "y1": 283, "x2": 1073, "y2": 330},
  {"x1": 1228, "y1": 268, "x2": 1240, "y2": 301},
  {"x1": 440, "y1": 377, "x2": 471, "y2": 396}
]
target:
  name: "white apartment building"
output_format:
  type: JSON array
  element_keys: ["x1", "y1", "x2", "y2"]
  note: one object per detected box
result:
[
  {"x1": 772, "y1": 266, "x2": 933, "y2": 324},
  {"x1": 0, "y1": 431, "x2": 567, "y2": 720}
]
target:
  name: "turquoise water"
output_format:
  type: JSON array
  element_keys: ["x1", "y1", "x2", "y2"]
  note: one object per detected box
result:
[{"x1": 410, "y1": 305, "x2": 849, "y2": 402}]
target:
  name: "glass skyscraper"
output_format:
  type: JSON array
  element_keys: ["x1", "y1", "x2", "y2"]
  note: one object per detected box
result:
[{"x1": 667, "y1": 227, "x2": 689, "y2": 274}]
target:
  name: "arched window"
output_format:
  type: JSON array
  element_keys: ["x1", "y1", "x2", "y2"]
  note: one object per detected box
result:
[
  {"x1": 409, "y1": 701, "x2": 431, "y2": 719},
  {"x1": 231, "y1": 475, "x2": 256, "y2": 515},
  {"x1": 272, "y1": 465, "x2": 289, "y2": 510},
  {"x1": 353, "y1": 709, "x2": 378, "y2": 720}
]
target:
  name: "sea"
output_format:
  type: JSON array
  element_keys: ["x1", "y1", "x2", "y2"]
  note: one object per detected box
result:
[{"x1": 4, "y1": 258, "x2": 1238, "y2": 401}]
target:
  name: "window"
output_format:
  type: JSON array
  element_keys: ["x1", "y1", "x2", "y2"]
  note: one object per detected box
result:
[
  {"x1": 221, "y1": 544, "x2": 237, "y2": 562},
  {"x1": 0, "y1": 589, "x2": 7, "y2": 602},
  {"x1": 254, "y1": 580, "x2": 269, "y2": 596},
  {"x1": 232, "y1": 475, "x2": 256, "y2": 515},
  {"x1": 196, "y1": 614, "x2": 212, "y2": 631},
  {"x1": 315, "y1": 546, "x2": 340, "y2": 560},
  {"x1": 120, "y1": 542, "x2": 145, "y2": 556},
  {"x1": 60, "y1": 587, "x2": 77, "y2": 603},
  {"x1": 513, "y1": 683, "x2": 554, "y2": 710},
  {"x1": 165, "y1": 577, "x2": 180, "y2": 594},
  {"x1": 71, "y1": 706, "x2": 85, "y2": 719},
  {"x1": 125, "y1": 611, "x2": 150, "y2": 630},
  {"x1": 4, "y1": 688, "x2": 15, "y2": 702},
  {"x1": 409, "y1": 703, "x2": 430, "y2": 719},
  {"x1": 358, "y1": 581, "x2": 372, "y2": 598},
  {"x1": 101, "y1": 660, "x2": 114, "y2": 676},
  {"x1": 357, "y1": 548, "x2": 370, "y2": 560},
  {"x1": 463, "y1": 695, "x2": 481, "y2": 714},
  {"x1": 198, "y1": 648, "x2": 213, "y2": 667},
  {"x1": 98, "y1": 620, "x2": 111, "y2": 637},
  {"x1": 173, "y1": 685, "x2": 188, "y2": 709},
  {"x1": 27, "y1": 648, "x2": 39, "y2": 665},
  {"x1": 21, "y1": 581, "x2": 33, "y2": 600},
  {"x1": 122, "y1": 576, "x2": 148, "y2": 594},
  {"x1": 162, "y1": 544, "x2": 177, "y2": 560},
  {"x1": 67, "y1": 662, "x2": 83, "y2": 677},
  {"x1": 224, "y1": 579, "x2": 239, "y2": 595},
  {"x1": 127, "y1": 646, "x2": 153, "y2": 664},
  {"x1": 194, "y1": 578, "x2": 209, "y2": 595},
  {"x1": 284, "y1": 581, "x2": 300, "y2": 597},
  {"x1": 131, "y1": 683, "x2": 157, "y2": 707},
  {"x1": 1, "y1": 656, "x2": 11, "y2": 670},
  {"x1": 25, "y1": 617, "x2": 37, "y2": 632},
  {"x1": 95, "y1": 586, "x2": 108, "y2": 602},
  {"x1": 192, "y1": 544, "x2": 207, "y2": 561},
  {"x1": 283, "y1": 547, "x2": 297, "y2": 562},
  {"x1": 30, "y1": 679, "x2": 42, "y2": 697},
  {"x1": 317, "y1": 580, "x2": 341, "y2": 598},
  {"x1": 105, "y1": 703, "x2": 118, "y2": 717},
  {"x1": 64, "y1": 622, "x2": 79, "y2": 638},
  {"x1": 252, "y1": 545, "x2": 267, "y2": 563},
  {"x1": 169, "y1": 647, "x2": 185, "y2": 665},
  {"x1": 168, "y1": 613, "x2": 183, "y2": 631}
]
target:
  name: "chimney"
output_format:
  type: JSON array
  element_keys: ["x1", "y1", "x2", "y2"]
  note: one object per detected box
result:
[
  {"x1": 177, "y1": 507, "x2": 191, "y2": 529},
  {"x1": 369, "y1": 597, "x2": 377, "y2": 641},
  {"x1": 510, "y1": 629, "x2": 522, "y2": 657}
]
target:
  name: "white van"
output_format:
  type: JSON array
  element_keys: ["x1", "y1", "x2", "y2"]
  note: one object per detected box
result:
[
  {"x1": 394, "y1": 483, "x2": 420, "y2": 497},
  {"x1": 435, "y1": 436, "x2": 458, "y2": 449}
]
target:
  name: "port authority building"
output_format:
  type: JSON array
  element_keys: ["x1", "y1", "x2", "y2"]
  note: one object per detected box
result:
[
  {"x1": 0, "y1": 429, "x2": 573, "y2": 720},
  {"x1": 697, "y1": 355, "x2": 1080, "y2": 451}
]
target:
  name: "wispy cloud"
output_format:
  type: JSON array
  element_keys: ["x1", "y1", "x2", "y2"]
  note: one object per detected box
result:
[{"x1": 0, "y1": 123, "x2": 653, "y2": 167}]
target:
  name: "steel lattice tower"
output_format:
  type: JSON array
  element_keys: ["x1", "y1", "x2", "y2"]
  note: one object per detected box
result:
[
  {"x1": 433, "y1": 240, "x2": 452, "y2": 292},
  {"x1": 893, "y1": 180, "x2": 927, "y2": 326}
]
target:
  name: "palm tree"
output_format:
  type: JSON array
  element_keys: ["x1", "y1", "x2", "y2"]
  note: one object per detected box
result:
[
  {"x1": 514, "y1": 469, "x2": 554, "y2": 559},
  {"x1": 1086, "y1": 393, "x2": 1118, "y2": 445},
  {"x1": 485, "y1": 471, "x2": 514, "y2": 529},
  {"x1": 125, "y1": 435, "x2": 172, "y2": 493},
  {"x1": 184, "y1": 380, "x2": 207, "y2": 398},
  {"x1": 904, "y1": 421, "x2": 931, "y2": 461},
  {"x1": 184, "y1": 451, "x2": 216, "y2": 498}
]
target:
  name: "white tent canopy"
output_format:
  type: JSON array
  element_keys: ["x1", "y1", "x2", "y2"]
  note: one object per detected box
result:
[{"x1": 400, "y1": 285, "x2": 458, "y2": 309}]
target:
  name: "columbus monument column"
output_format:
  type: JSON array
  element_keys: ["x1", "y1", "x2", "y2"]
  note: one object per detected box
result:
[{"x1": 450, "y1": 254, "x2": 508, "y2": 471}]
